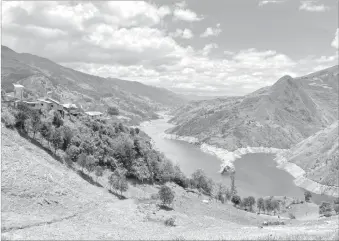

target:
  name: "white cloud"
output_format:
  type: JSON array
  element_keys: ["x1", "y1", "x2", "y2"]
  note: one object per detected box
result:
[
  {"x1": 170, "y1": 28, "x2": 194, "y2": 39},
  {"x1": 201, "y1": 43, "x2": 218, "y2": 56},
  {"x1": 175, "y1": 1, "x2": 187, "y2": 8},
  {"x1": 200, "y1": 23, "x2": 222, "y2": 38},
  {"x1": 331, "y1": 29, "x2": 338, "y2": 49},
  {"x1": 2, "y1": 1, "x2": 338, "y2": 96},
  {"x1": 173, "y1": 8, "x2": 203, "y2": 22},
  {"x1": 299, "y1": 1, "x2": 330, "y2": 12},
  {"x1": 258, "y1": 0, "x2": 285, "y2": 7},
  {"x1": 224, "y1": 50, "x2": 235, "y2": 55}
]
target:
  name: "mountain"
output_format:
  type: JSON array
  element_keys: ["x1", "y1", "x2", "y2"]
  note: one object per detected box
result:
[
  {"x1": 1, "y1": 45, "x2": 186, "y2": 124},
  {"x1": 168, "y1": 66, "x2": 339, "y2": 151}
]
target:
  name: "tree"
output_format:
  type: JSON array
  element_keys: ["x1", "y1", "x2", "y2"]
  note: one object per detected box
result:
[
  {"x1": 15, "y1": 103, "x2": 31, "y2": 130},
  {"x1": 39, "y1": 121, "x2": 53, "y2": 146},
  {"x1": 230, "y1": 173, "x2": 237, "y2": 196},
  {"x1": 191, "y1": 169, "x2": 213, "y2": 195},
  {"x1": 77, "y1": 153, "x2": 87, "y2": 172},
  {"x1": 304, "y1": 190, "x2": 312, "y2": 202},
  {"x1": 95, "y1": 166, "x2": 104, "y2": 182},
  {"x1": 50, "y1": 128, "x2": 64, "y2": 154},
  {"x1": 257, "y1": 197, "x2": 265, "y2": 214},
  {"x1": 131, "y1": 158, "x2": 151, "y2": 183},
  {"x1": 231, "y1": 195, "x2": 241, "y2": 207},
  {"x1": 135, "y1": 128, "x2": 140, "y2": 135},
  {"x1": 271, "y1": 199, "x2": 280, "y2": 214},
  {"x1": 61, "y1": 126, "x2": 73, "y2": 150},
  {"x1": 216, "y1": 183, "x2": 227, "y2": 203},
  {"x1": 159, "y1": 185, "x2": 175, "y2": 207},
  {"x1": 319, "y1": 202, "x2": 332, "y2": 215},
  {"x1": 107, "y1": 106, "x2": 119, "y2": 116},
  {"x1": 30, "y1": 110, "x2": 41, "y2": 139},
  {"x1": 243, "y1": 196, "x2": 256, "y2": 211},
  {"x1": 109, "y1": 167, "x2": 129, "y2": 195},
  {"x1": 264, "y1": 198, "x2": 273, "y2": 214},
  {"x1": 85, "y1": 155, "x2": 97, "y2": 173},
  {"x1": 225, "y1": 188, "x2": 232, "y2": 202},
  {"x1": 66, "y1": 145, "x2": 80, "y2": 162},
  {"x1": 52, "y1": 111, "x2": 63, "y2": 128}
]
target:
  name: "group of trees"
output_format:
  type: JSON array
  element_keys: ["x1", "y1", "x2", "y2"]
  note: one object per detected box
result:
[{"x1": 3, "y1": 102, "x2": 192, "y2": 197}]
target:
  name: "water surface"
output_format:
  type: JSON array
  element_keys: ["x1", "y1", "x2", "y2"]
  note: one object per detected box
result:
[{"x1": 140, "y1": 117, "x2": 334, "y2": 204}]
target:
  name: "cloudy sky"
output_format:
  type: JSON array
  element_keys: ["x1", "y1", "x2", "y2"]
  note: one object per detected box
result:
[{"x1": 2, "y1": 0, "x2": 338, "y2": 96}]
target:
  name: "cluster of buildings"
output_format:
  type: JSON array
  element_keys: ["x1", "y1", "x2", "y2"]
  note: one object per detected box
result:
[{"x1": 2, "y1": 83, "x2": 105, "y2": 119}]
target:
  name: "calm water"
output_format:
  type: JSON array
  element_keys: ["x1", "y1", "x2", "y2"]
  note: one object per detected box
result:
[{"x1": 140, "y1": 117, "x2": 334, "y2": 204}]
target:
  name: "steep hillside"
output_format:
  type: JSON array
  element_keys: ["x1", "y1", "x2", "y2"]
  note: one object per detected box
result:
[
  {"x1": 168, "y1": 66, "x2": 338, "y2": 151},
  {"x1": 1, "y1": 45, "x2": 186, "y2": 124},
  {"x1": 284, "y1": 122, "x2": 339, "y2": 187},
  {"x1": 2, "y1": 126, "x2": 338, "y2": 240}
]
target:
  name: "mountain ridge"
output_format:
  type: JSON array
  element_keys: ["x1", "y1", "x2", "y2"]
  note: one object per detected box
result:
[{"x1": 1, "y1": 45, "x2": 186, "y2": 124}]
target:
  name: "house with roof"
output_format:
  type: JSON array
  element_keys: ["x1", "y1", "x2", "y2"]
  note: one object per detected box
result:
[
  {"x1": 85, "y1": 111, "x2": 103, "y2": 119},
  {"x1": 13, "y1": 84, "x2": 24, "y2": 100},
  {"x1": 37, "y1": 98, "x2": 52, "y2": 111}
]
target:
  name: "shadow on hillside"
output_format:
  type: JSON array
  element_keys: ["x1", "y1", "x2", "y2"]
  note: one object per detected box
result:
[
  {"x1": 158, "y1": 204, "x2": 173, "y2": 211},
  {"x1": 76, "y1": 170, "x2": 103, "y2": 187},
  {"x1": 108, "y1": 190, "x2": 127, "y2": 200},
  {"x1": 17, "y1": 130, "x2": 64, "y2": 164}
]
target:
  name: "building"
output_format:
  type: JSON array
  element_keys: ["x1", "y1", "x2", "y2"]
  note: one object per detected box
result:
[
  {"x1": 13, "y1": 84, "x2": 24, "y2": 100},
  {"x1": 85, "y1": 111, "x2": 103, "y2": 118},
  {"x1": 23, "y1": 101, "x2": 40, "y2": 110},
  {"x1": 37, "y1": 98, "x2": 52, "y2": 111}
]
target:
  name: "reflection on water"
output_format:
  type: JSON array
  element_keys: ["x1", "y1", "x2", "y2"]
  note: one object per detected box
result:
[{"x1": 140, "y1": 118, "x2": 335, "y2": 204}]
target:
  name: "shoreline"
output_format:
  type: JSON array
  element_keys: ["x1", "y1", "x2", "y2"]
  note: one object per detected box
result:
[{"x1": 162, "y1": 133, "x2": 339, "y2": 198}]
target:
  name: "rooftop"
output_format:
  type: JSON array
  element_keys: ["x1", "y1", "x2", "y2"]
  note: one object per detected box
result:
[
  {"x1": 13, "y1": 84, "x2": 24, "y2": 88},
  {"x1": 37, "y1": 98, "x2": 52, "y2": 104},
  {"x1": 85, "y1": 111, "x2": 103, "y2": 116}
]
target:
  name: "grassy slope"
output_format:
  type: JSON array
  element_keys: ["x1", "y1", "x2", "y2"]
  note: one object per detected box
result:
[{"x1": 2, "y1": 126, "x2": 338, "y2": 240}]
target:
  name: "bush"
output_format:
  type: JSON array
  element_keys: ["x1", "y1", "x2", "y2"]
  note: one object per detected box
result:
[
  {"x1": 288, "y1": 213, "x2": 296, "y2": 219},
  {"x1": 304, "y1": 190, "x2": 312, "y2": 202},
  {"x1": 109, "y1": 167, "x2": 129, "y2": 195},
  {"x1": 159, "y1": 185, "x2": 175, "y2": 207},
  {"x1": 191, "y1": 169, "x2": 213, "y2": 195},
  {"x1": 1, "y1": 109, "x2": 16, "y2": 128},
  {"x1": 107, "y1": 106, "x2": 119, "y2": 116},
  {"x1": 319, "y1": 202, "x2": 332, "y2": 215},
  {"x1": 164, "y1": 217, "x2": 175, "y2": 227},
  {"x1": 231, "y1": 195, "x2": 241, "y2": 207},
  {"x1": 334, "y1": 204, "x2": 339, "y2": 214}
]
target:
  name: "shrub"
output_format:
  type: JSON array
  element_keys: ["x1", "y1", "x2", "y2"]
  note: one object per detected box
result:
[
  {"x1": 164, "y1": 217, "x2": 175, "y2": 227},
  {"x1": 159, "y1": 185, "x2": 175, "y2": 207},
  {"x1": 94, "y1": 166, "x2": 104, "y2": 181},
  {"x1": 288, "y1": 213, "x2": 296, "y2": 219},
  {"x1": 319, "y1": 202, "x2": 332, "y2": 215},
  {"x1": 66, "y1": 145, "x2": 80, "y2": 162},
  {"x1": 257, "y1": 197, "x2": 265, "y2": 213},
  {"x1": 334, "y1": 204, "x2": 339, "y2": 214},
  {"x1": 1, "y1": 109, "x2": 16, "y2": 128},
  {"x1": 50, "y1": 128, "x2": 64, "y2": 154},
  {"x1": 304, "y1": 190, "x2": 312, "y2": 202},
  {"x1": 109, "y1": 167, "x2": 129, "y2": 195},
  {"x1": 107, "y1": 106, "x2": 119, "y2": 116},
  {"x1": 231, "y1": 195, "x2": 241, "y2": 207},
  {"x1": 52, "y1": 111, "x2": 63, "y2": 127},
  {"x1": 191, "y1": 169, "x2": 214, "y2": 195}
]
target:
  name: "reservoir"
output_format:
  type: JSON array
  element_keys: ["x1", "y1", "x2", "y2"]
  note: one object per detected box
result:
[{"x1": 140, "y1": 116, "x2": 334, "y2": 204}]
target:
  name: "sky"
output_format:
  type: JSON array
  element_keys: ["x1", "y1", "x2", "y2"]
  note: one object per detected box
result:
[{"x1": 1, "y1": 0, "x2": 338, "y2": 96}]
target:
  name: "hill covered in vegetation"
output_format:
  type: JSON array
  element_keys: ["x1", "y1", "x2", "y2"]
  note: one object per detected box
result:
[{"x1": 1, "y1": 45, "x2": 186, "y2": 124}]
